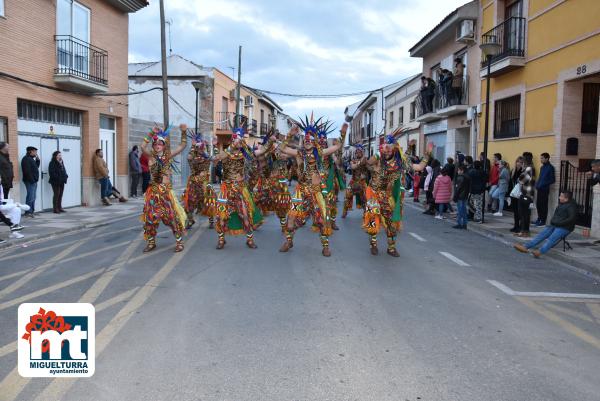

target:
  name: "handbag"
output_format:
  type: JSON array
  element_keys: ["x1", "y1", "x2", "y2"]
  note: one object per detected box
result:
[{"x1": 509, "y1": 182, "x2": 522, "y2": 198}]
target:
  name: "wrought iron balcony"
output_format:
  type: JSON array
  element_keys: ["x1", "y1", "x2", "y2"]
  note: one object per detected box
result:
[
  {"x1": 480, "y1": 17, "x2": 526, "y2": 76},
  {"x1": 215, "y1": 112, "x2": 236, "y2": 130},
  {"x1": 54, "y1": 35, "x2": 108, "y2": 92}
]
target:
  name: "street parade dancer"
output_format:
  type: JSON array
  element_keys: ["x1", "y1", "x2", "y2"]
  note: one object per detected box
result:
[
  {"x1": 252, "y1": 136, "x2": 276, "y2": 215},
  {"x1": 211, "y1": 126, "x2": 265, "y2": 250},
  {"x1": 259, "y1": 130, "x2": 294, "y2": 231},
  {"x1": 140, "y1": 124, "x2": 188, "y2": 253},
  {"x1": 317, "y1": 122, "x2": 346, "y2": 231},
  {"x1": 182, "y1": 133, "x2": 216, "y2": 229},
  {"x1": 341, "y1": 144, "x2": 368, "y2": 218},
  {"x1": 362, "y1": 135, "x2": 431, "y2": 257},
  {"x1": 278, "y1": 117, "x2": 347, "y2": 257}
]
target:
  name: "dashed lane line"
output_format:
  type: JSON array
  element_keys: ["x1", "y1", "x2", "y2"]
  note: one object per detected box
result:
[
  {"x1": 409, "y1": 232, "x2": 427, "y2": 242},
  {"x1": 31, "y1": 227, "x2": 205, "y2": 401},
  {"x1": 439, "y1": 251, "x2": 471, "y2": 266},
  {"x1": 487, "y1": 280, "x2": 600, "y2": 299}
]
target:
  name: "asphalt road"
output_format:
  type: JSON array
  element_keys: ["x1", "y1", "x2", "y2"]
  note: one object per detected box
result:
[{"x1": 1, "y1": 197, "x2": 599, "y2": 401}]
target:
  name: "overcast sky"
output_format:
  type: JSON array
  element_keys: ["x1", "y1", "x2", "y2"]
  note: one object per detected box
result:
[{"x1": 129, "y1": 0, "x2": 470, "y2": 131}]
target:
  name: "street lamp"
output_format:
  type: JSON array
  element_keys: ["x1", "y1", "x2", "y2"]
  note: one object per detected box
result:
[
  {"x1": 191, "y1": 81, "x2": 202, "y2": 138},
  {"x1": 479, "y1": 37, "x2": 501, "y2": 223}
]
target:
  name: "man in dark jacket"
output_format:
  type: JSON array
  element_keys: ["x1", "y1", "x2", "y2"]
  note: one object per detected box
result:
[
  {"x1": 453, "y1": 165, "x2": 471, "y2": 229},
  {"x1": 0, "y1": 142, "x2": 14, "y2": 199},
  {"x1": 534, "y1": 152, "x2": 555, "y2": 226},
  {"x1": 514, "y1": 191, "x2": 577, "y2": 258},
  {"x1": 21, "y1": 146, "x2": 40, "y2": 217},
  {"x1": 129, "y1": 145, "x2": 142, "y2": 197},
  {"x1": 467, "y1": 160, "x2": 486, "y2": 223}
]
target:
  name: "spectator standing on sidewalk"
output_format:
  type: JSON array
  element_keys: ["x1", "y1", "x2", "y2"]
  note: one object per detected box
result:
[
  {"x1": 21, "y1": 146, "x2": 40, "y2": 217},
  {"x1": 522, "y1": 152, "x2": 536, "y2": 181},
  {"x1": 48, "y1": 151, "x2": 68, "y2": 214},
  {"x1": 491, "y1": 160, "x2": 510, "y2": 216},
  {"x1": 433, "y1": 167, "x2": 452, "y2": 219},
  {"x1": 468, "y1": 160, "x2": 486, "y2": 223},
  {"x1": 93, "y1": 149, "x2": 112, "y2": 206},
  {"x1": 444, "y1": 157, "x2": 455, "y2": 181},
  {"x1": 0, "y1": 142, "x2": 14, "y2": 199},
  {"x1": 510, "y1": 156, "x2": 524, "y2": 232},
  {"x1": 515, "y1": 172, "x2": 535, "y2": 238},
  {"x1": 129, "y1": 145, "x2": 142, "y2": 198},
  {"x1": 487, "y1": 153, "x2": 502, "y2": 212},
  {"x1": 514, "y1": 191, "x2": 577, "y2": 258},
  {"x1": 535, "y1": 152, "x2": 555, "y2": 226},
  {"x1": 140, "y1": 151, "x2": 150, "y2": 194},
  {"x1": 453, "y1": 165, "x2": 471, "y2": 229}
]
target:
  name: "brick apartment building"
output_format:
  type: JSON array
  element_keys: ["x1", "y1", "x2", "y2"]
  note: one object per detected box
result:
[{"x1": 0, "y1": 0, "x2": 147, "y2": 208}]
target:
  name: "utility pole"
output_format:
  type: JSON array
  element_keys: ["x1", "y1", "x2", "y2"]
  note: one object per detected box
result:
[
  {"x1": 159, "y1": 0, "x2": 169, "y2": 128},
  {"x1": 235, "y1": 46, "x2": 242, "y2": 128}
]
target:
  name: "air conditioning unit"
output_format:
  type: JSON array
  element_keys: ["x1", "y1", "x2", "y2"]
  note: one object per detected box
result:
[
  {"x1": 229, "y1": 89, "x2": 236, "y2": 100},
  {"x1": 457, "y1": 20, "x2": 475, "y2": 43},
  {"x1": 245, "y1": 95, "x2": 254, "y2": 106}
]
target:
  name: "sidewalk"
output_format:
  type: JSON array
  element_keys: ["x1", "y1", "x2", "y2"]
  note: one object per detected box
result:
[
  {"x1": 0, "y1": 197, "x2": 144, "y2": 250},
  {"x1": 406, "y1": 195, "x2": 600, "y2": 278}
]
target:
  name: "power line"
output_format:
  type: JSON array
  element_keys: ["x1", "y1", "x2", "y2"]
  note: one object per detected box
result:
[
  {"x1": 0, "y1": 71, "x2": 163, "y2": 97},
  {"x1": 244, "y1": 78, "x2": 411, "y2": 99}
]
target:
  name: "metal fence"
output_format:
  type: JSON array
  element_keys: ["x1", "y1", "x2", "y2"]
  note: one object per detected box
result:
[
  {"x1": 480, "y1": 17, "x2": 526, "y2": 67},
  {"x1": 559, "y1": 160, "x2": 594, "y2": 227}
]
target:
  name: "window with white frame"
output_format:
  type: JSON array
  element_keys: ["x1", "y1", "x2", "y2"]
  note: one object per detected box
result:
[
  {"x1": 399, "y1": 107, "x2": 404, "y2": 126},
  {"x1": 0, "y1": 117, "x2": 7, "y2": 143},
  {"x1": 0, "y1": 0, "x2": 5, "y2": 17}
]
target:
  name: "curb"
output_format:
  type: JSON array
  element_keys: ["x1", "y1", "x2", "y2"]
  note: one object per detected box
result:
[
  {"x1": 404, "y1": 201, "x2": 600, "y2": 279},
  {"x1": 0, "y1": 211, "x2": 140, "y2": 252}
]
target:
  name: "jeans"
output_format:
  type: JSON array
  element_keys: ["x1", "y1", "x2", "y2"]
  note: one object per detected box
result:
[
  {"x1": 456, "y1": 199, "x2": 468, "y2": 226},
  {"x1": 130, "y1": 172, "x2": 141, "y2": 197},
  {"x1": 487, "y1": 185, "x2": 498, "y2": 209},
  {"x1": 52, "y1": 183, "x2": 64, "y2": 211},
  {"x1": 99, "y1": 177, "x2": 110, "y2": 199},
  {"x1": 490, "y1": 186, "x2": 506, "y2": 212},
  {"x1": 471, "y1": 193, "x2": 483, "y2": 222},
  {"x1": 24, "y1": 181, "x2": 37, "y2": 213},
  {"x1": 437, "y1": 203, "x2": 448, "y2": 215},
  {"x1": 525, "y1": 226, "x2": 570, "y2": 254}
]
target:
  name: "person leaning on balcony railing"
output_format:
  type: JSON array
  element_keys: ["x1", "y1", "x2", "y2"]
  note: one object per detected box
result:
[
  {"x1": 589, "y1": 159, "x2": 600, "y2": 187},
  {"x1": 452, "y1": 58, "x2": 465, "y2": 105}
]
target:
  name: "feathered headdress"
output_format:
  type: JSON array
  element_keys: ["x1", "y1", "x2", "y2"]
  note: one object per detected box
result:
[
  {"x1": 149, "y1": 125, "x2": 172, "y2": 146},
  {"x1": 297, "y1": 113, "x2": 322, "y2": 143},
  {"x1": 317, "y1": 120, "x2": 335, "y2": 145}
]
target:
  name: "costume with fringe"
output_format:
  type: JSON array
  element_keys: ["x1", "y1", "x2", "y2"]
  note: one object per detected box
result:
[
  {"x1": 343, "y1": 148, "x2": 368, "y2": 216},
  {"x1": 215, "y1": 140, "x2": 263, "y2": 242},
  {"x1": 141, "y1": 126, "x2": 187, "y2": 248},
  {"x1": 182, "y1": 145, "x2": 216, "y2": 227},
  {"x1": 362, "y1": 138, "x2": 413, "y2": 254}
]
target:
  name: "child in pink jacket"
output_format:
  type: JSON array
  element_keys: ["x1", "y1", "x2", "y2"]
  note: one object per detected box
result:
[{"x1": 433, "y1": 167, "x2": 453, "y2": 219}]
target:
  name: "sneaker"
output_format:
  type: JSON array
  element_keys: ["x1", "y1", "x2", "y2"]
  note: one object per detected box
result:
[
  {"x1": 493, "y1": 212, "x2": 503, "y2": 217},
  {"x1": 10, "y1": 224, "x2": 24, "y2": 231},
  {"x1": 25, "y1": 213, "x2": 35, "y2": 218},
  {"x1": 0, "y1": 238, "x2": 6, "y2": 244},
  {"x1": 535, "y1": 221, "x2": 545, "y2": 227},
  {"x1": 10, "y1": 232, "x2": 24, "y2": 239},
  {"x1": 452, "y1": 224, "x2": 462, "y2": 229},
  {"x1": 532, "y1": 250, "x2": 541, "y2": 258},
  {"x1": 434, "y1": 215, "x2": 443, "y2": 220}
]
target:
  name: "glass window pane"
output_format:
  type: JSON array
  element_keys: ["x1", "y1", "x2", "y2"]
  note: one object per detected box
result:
[
  {"x1": 0, "y1": 117, "x2": 7, "y2": 143},
  {"x1": 72, "y1": 2, "x2": 90, "y2": 42},
  {"x1": 57, "y1": 0, "x2": 72, "y2": 36}
]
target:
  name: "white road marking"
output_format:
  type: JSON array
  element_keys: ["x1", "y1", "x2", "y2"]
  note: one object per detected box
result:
[
  {"x1": 32, "y1": 228, "x2": 205, "y2": 401},
  {"x1": 409, "y1": 232, "x2": 426, "y2": 242},
  {"x1": 439, "y1": 251, "x2": 470, "y2": 266},
  {"x1": 487, "y1": 280, "x2": 600, "y2": 299}
]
